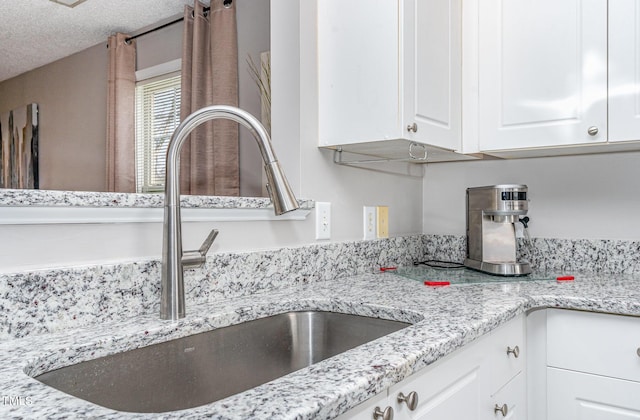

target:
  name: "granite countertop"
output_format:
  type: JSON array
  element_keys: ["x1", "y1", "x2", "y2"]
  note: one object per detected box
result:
[
  {"x1": 2, "y1": 271, "x2": 640, "y2": 419},
  {"x1": 0, "y1": 188, "x2": 283, "y2": 209}
]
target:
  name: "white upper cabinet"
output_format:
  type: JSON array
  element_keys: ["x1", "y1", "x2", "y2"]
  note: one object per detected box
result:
[
  {"x1": 403, "y1": 0, "x2": 462, "y2": 150},
  {"x1": 477, "y1": 0, "x2": 608, "y2": 152},
  {"x1": 313, "y1": 0, "x2": 640, "y2": 162},
  {"x1": 609, "y1": 0, "x2": 640, "y2": 142},
  {"x1": 317, "y1": 0, "x2": 400, "y2": 147},
  {"x1": 317, "y1": 0, "x2": 462, "y2": 154},
  {"x1": 473, "y1": 0, "x2": 640, "y2": 154}
]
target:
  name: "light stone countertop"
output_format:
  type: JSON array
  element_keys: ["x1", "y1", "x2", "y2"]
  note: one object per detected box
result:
[
  {"x1": 1, "y1": 271, "x2": 639, "y2": 419},
  {"x1": 0, "y1": 188, "x2": 314, "y2": 209}
]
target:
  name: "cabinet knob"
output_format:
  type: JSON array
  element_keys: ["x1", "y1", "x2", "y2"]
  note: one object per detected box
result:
[
  {"x1": 507, "y1": 345, "x2": 520, "y2": 358},
  {"x1": 373, "y1": 406, "x2": 394, "y2": 420},
  {"x1": 407, "y1": 123, "x2": 418, "y2": 133},
  {"x1": 587, "y1": 126, "x2": 599, "y2": 136},
  {"x1": 494, "y1": 403, "x2": 508, "y2": 417},
  {"x1": 637, "y1": 347, "x2": 640, "y2": 358},
  {"x1": 397, "y1": 391, "x2": 419, "y2": 411}
]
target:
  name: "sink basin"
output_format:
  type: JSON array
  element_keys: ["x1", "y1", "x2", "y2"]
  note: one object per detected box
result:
[{"x1": 34, "y1": 311, "x2": 410, "y2": 413}]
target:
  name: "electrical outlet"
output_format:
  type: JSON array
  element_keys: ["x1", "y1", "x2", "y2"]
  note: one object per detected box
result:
[
  {"x1": 376, "y1": 206, "x2": 389, "y2": 238},
  {"x1": 363, "y1": 206, "x2": 377, "y2": 240},
  {"x1": 315, "y1": 202, "x2": 331, "y2": 240}
]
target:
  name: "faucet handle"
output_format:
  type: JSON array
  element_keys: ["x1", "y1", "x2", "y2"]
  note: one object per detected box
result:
[
  {"x1": 182, "y1": 229, "x2": 219, "y2": 268},
  {"x1": 198, "y1": 229, "x2": 219, "y2": 255}
]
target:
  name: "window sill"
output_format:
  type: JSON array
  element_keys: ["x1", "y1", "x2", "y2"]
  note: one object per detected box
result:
[{"x1": 0, "y1": 190, "x2": 313, "y2": 224}]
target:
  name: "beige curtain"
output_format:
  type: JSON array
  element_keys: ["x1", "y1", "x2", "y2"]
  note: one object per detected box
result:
[
  {"x1": 180, "y1": 0, "x2": 239, "y2": 196},
  {"x1": 106, "y1": 33, "x2": 136, "y2": 193}
]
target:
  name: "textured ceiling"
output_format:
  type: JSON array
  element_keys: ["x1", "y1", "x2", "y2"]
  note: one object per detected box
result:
[{"x1": 0, "y1": 0, "x2": 197, "y2": 82}]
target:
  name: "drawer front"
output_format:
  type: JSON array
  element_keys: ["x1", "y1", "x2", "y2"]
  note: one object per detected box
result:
[
  {"x1": 484, "y1": 315, "x2": 525, "y2": 394},
  {"x1": 547, "y1": 309, "x2": 640, "y2": 382},
  {"x1": 485, "y1": 371, "x2": 526, "y2": 420},
  {"x1": 389, "y1": 334, "x2": 484, "y2": 420},
  {"x1": 547, "y1": 367, "x2": 640, "y2": 420}
]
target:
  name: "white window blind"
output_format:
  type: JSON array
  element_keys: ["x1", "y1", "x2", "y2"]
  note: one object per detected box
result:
[{"x1": 135, "y1": 74, "x2": 181, "y2": 193}]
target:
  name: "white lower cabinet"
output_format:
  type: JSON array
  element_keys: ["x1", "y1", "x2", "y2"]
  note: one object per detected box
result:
[
  {"x1": 529, "y1": 309, "x2": 640, "y2": 420},
  {"x1": 342, "y1": 309, "x2": 640, "y2": 419},
  {"x1": 547, "y1": 367, "x2": 640, "y2": 420},
  {"x1": 339, "y1": 315, "x2": 525, "y2": 420},
  {"x1": 547, "y1": 309, "x2": 640, "y2": 383}
]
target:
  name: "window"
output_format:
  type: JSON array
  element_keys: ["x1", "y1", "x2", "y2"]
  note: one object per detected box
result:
[{"x1": 135, "y1": 74, "x2": 181, "y2": 193}]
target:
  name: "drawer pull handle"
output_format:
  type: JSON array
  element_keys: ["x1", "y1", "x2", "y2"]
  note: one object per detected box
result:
[
  {"x1": 494, "y1": 403, "x2": 508, "y2": 417},
  {"x1": 397, "y1": 391, "x2": 419, "y2": 410},
  {"x1": 373, "y1": 406, "x2": 394, "y2": 420},
  {"x1": 507, "y1": 345, "x2": 520, "y2": 358}
]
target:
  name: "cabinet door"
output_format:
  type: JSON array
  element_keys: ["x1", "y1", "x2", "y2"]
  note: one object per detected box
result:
[
  {"x1": 478, "y1": 0, "x2": 607, "y2": 151},
  {"x1": 547, "y1": 309, "x2": 640, "y2": 383},
  {"x1": 547, "y1": 367, "x2": 640, "y2": 420},
  {"x1": 609, "y1": 0, "x2": 640, "y2": 142},
  {"x1": 317, "y1": 0, "x2": 400, "y2": 147},
  {"x1": 402, "y1": 0, "x2": 461, "y2": 151}
]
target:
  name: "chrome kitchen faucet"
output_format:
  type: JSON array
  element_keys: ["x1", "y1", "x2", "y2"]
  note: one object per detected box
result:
[{"x1": 160, "y1": 105, "x2": 299, "y2": 320}]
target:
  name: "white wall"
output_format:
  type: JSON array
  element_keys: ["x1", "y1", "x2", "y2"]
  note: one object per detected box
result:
[{"x1": 422, "y1": 151, "x2": 640, "y2": 240}]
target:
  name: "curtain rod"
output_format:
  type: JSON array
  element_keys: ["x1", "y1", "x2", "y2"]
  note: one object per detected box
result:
[{"x1": 125, "y1": 5, "x2": 213, "y2": 43}]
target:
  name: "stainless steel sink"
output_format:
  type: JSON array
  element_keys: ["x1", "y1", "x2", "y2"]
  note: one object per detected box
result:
[{"x1": 34, "y1": 311, "x2": 410, "y2": 413}]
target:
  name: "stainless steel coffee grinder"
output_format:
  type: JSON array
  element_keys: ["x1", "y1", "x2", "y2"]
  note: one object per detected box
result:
[{"x1": 464, "y1": 184, "x2": 531, "y2": 276}]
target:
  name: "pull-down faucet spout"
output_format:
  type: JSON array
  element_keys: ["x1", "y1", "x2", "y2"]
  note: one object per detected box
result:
[{"x1": 160, "y1": 105, "x2": 299, "y2": 321}]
